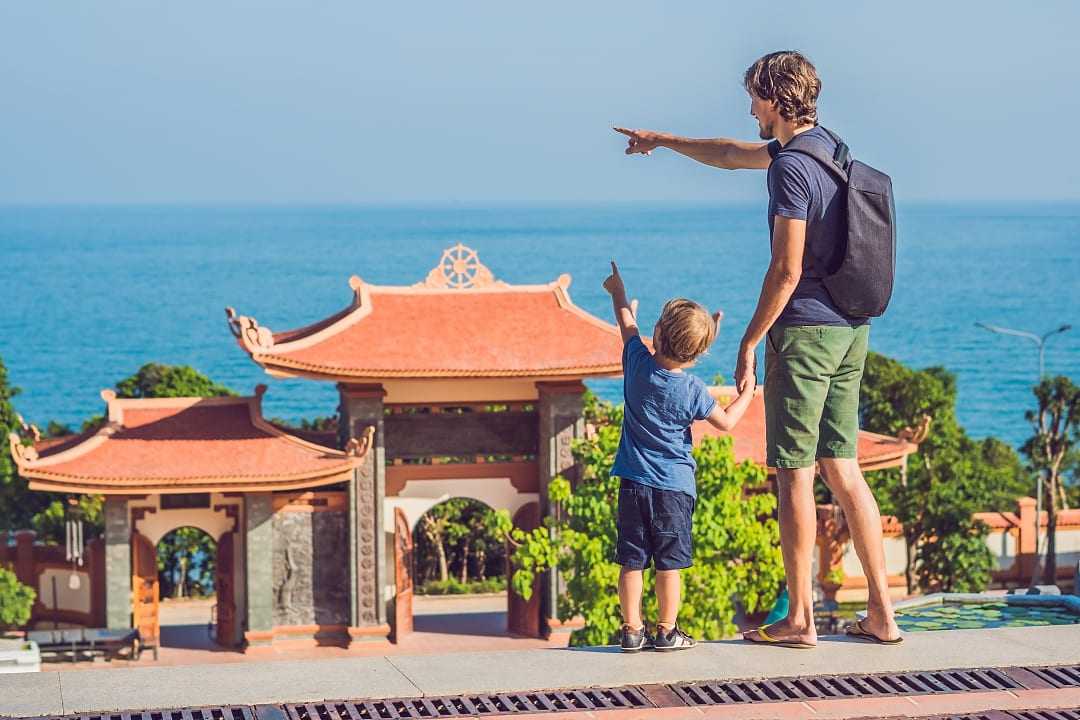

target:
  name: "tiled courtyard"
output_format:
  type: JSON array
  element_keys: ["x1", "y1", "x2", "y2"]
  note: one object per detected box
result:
[{"x1": 35, "y1": 593, "x2": 567, "y2": 671}]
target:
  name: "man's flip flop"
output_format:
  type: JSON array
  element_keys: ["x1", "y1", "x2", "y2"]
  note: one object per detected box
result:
[
  {"x1": 743, "y1": 626, "x2": 816, "y2": 649},
  {"x1": 845, "y1": 618, "x2": 903, "y2": 645}
]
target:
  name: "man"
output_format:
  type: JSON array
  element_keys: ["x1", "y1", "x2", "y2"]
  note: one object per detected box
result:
[{"x1": 614, "y1": 50, "x2": 901, "y2": 647}]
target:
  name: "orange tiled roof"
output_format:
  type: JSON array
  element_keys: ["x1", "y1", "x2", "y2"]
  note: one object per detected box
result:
[
  {"x1": 693, "y1": 387, "x2": 918, "y2": 472},
  {"x1": 9, "y1": 387, "x2": 369, "y2": 494},
  {"x1": 225, "y1": 245, "x2": 623, "y2": 382}
]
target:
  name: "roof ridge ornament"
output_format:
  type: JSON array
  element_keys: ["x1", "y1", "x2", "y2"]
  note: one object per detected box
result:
[
  {"x1": 344, "y1": 425, "x2": 376, "y2": 458},
  {"x1": 416, "y1": 243, "x2": 506, "y2": 289},
  {"x1": 225, "y1": 307, "x2": 275, "y2": 352},
  {"x1": 8, "y1": 431, "x2": 38, "y2": 465}
]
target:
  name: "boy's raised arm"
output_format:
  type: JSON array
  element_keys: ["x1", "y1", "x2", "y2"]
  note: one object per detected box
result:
[{"x1": 602, "y1": 261, "x2": 639, "y2": 344}]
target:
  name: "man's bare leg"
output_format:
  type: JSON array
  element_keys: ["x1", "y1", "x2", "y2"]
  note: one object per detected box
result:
[
  {"x1": 744, "y1": 465, "x2": 818, "y2": 645},
  {"x1": 818, "y1": 457, "x2": 901, "y2": 641},
  {"x1": 618, "y1": 567, "x2": 644, "y2": 630}
]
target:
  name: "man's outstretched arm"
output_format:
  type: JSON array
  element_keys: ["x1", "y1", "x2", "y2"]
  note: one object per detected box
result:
[{"x1": 614, "y1": 127, "x2": 772, "y2": 170}]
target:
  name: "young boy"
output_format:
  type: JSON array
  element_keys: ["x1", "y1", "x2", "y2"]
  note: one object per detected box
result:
[{"x1": 603, "y1": 261, "x2": 755, "y2": 652}]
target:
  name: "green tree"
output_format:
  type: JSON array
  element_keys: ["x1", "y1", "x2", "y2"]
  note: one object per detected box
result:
[
  {"x1": 116, "y1": 363, "x2": 235, "y2": 399},
  {"x1": 414, "y1": 498, "x2": 506, "y2": 586},
  {"x1": 1023, "y1": 375, "x2": 1080, "y2": 585},
  {"x1": 0, "y1": 566, "x2": 35, "y2": 629},
  {"x1": 416, "y1": 499, "x2": 463, "y2": 583},
  {"x1": 859, "y1": 352, "x2": 1020, "y2": 593},
  {"x1": 501, "y1": 394, "x2": 781, "y2": 646},
  {"x1": 111, "y1": 364, "x2": 233, "y2": 596},
  {"x1": 42, "y1": 420, "x2": 72, "y2": 438},
  {"x1": 157, "y1": 528, "x2": 216, "y2": 598},
  {"x1": 31, "y1": 495, "x2": 104, "y2": 545},
  {"x1": 0, "y1": 355, "x2": 57, "y2": 532}
]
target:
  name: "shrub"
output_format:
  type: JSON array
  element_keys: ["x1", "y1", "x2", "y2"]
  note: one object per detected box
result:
[
  {"x1": 0, "y1": 566, "x2": 35, "y2": 629},
  {"x1": 501, "y1": 394, "x2": 782, "y2": 645}
]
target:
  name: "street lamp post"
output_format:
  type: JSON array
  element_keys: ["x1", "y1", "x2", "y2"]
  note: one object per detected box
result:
[
  {"x1": 974, "y1": 321, "x2": 1072, "y2": 577},
  {"x1": 974, "y1": 323, "x2": 1072, "y2": 380}
]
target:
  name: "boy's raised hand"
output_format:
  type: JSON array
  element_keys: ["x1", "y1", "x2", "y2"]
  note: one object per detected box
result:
[{"x1": 603, "y1": 261, "x2": 626, "y2": 297}]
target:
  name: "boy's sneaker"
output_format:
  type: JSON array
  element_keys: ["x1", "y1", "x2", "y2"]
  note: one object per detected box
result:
[
  {"x1": 653, "y1": 623, "x2": 696, "y2": 651},
  {"x1": 619, "y1": 623, "x2": 650, "y2": 652}
]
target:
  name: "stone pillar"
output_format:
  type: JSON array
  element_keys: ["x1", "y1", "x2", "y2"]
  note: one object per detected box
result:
[
  {"x1": 339, "y1": 383, "x2": 389, "y2": 642},
  {"x1": 244, "y1": 492, "x2": 274, "y2": 648},
  {"x1": 103, "y1": 496, "x2": 131, "y2": 630},
  {"x1": 536, "y1": 380, "x2": 587, "y2": 636},
  {"x1": 13, "y1": 530, "x2": 35, "y2": 588}
]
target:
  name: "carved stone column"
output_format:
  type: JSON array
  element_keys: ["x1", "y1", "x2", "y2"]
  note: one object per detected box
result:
[
  {"x1": 536, "y1": 380, "x2": 587, "y2": 636},
  {"x1": 103, "y1": 496, "x2": 131, "y2": 630},
  {"x1": 243, "y1": 492, "x2": 274, "y2": 649},
  {"x1": 339, "y1": 383, "x2": 389, "y2": 643}
]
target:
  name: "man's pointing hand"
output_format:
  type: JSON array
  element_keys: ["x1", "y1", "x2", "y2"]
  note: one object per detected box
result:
[{"x1": 613, "y1": 127, "x2": 668, "y2": 156}]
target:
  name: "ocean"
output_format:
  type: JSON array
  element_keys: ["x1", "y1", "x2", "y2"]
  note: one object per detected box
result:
[{"x1": 1, "y1": 204, "x2": 1077, "y2": 449}]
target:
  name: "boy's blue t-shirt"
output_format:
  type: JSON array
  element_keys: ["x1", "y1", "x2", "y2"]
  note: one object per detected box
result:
[{"x1": 610, "y1": 336, "x2": 716, "y2": 499}]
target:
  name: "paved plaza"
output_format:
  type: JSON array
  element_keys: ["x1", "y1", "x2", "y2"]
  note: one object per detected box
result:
[
  {"x1": 30, "y1": 593, "x2": 567, "y2": 671},
  {"x1": 2, "y1": 623, "x2": 1078, "y2": 717}
]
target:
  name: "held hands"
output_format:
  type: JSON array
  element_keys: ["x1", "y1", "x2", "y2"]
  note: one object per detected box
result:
[
  {"x1": 735, "y1": 342, "x2": 757, "y2": 394},
  {"x1": 613, "y1": 127, "x2": 667, "y2": 156}
]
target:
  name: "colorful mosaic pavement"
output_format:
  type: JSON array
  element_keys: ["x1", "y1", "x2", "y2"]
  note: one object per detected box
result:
[{"x1": 897, "y1": 601, "x2": 1080, "y2": 631}]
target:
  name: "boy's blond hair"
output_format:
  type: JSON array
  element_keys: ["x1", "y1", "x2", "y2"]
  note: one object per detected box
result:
[{"x1": 654, "y1": 299, "x2": 716, "y2": 363}]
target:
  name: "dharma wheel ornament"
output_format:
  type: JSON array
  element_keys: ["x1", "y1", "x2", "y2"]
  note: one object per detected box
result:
[{"x1": 416, "y1": 243, "x2": 505, "y2": 289}]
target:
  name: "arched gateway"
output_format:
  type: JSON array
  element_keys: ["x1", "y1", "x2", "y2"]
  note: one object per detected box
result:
[
  {"x1": 224, "y1": 245, "x2": 625, "y2": 642},
  {"x1": 10, "y1": 388, "x2": 373, "y2": 650}
]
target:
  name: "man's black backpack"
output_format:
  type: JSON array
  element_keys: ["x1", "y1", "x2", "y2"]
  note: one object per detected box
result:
[{"x1": 779, "y1": 127, "x2": 896, "y2": 318}]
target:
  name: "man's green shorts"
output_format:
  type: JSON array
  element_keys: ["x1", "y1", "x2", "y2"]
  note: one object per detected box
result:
[{"x1": 764, "y1": 323, "x2": 870, "y2": 469}]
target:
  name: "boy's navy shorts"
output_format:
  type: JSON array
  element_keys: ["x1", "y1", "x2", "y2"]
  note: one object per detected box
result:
[{"x1": 615, "y1": 479, "x2": 694, "y2": 571}]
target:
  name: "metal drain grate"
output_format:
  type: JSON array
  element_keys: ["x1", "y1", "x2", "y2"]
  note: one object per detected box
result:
[
  {"x1": 27, "y1": 708, "x2": 257, "y2": 720},
  {"x1": 282, "y1": 686, "x2": 650, "y2": 718},
  {"x1": 1024, "y1": 666, "x2": 1080, "y2": 689},
  {"x1": 907, "y1": 710, "x2": 1080, "y2": 720},
  {"x1": 1009, "y1": 710, "x2": 1080, "y2": 720},
  {"x1": 672, "y1": 667, "x2": 1023, "y2": 706}
]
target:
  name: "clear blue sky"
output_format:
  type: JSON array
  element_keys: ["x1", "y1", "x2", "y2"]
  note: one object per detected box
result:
[{"x1": 2, "y1": 1, "x2": 1077, "y2": 205}]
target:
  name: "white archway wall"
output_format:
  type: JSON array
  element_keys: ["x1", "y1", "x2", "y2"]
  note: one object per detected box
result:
[
  {"x1": 381, "y1": 476, "x2": 539, "y2": 603},
  {"x1": 130, "y1": 493, "x2": 244, "y2": 547},
  {"x1": 384, "y1": 476, "x2": 539, "y2": 534}
]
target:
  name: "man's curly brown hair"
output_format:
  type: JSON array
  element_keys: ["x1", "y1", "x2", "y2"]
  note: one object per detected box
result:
[{"x1": 744, "y1": 51, "x2": 821, "y2": 125}]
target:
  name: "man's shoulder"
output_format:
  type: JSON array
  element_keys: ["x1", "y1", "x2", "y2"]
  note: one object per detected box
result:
[
  {"x1": 772, "y1": 147, "x2": 819, "y2": 175},
  {"x1": 776, "y1": 128, "x2": 837, "y2": 170}
]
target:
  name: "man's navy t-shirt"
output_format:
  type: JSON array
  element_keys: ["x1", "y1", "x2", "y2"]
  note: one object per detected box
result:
[
  {"x1": 766, "y1": 126, "x2": 865, "y2": 327},
  {"x1": 610, "y1": 336, "x2": 716, "y2": 499}
]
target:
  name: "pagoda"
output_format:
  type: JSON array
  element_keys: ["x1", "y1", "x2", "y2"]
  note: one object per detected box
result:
[
  {"x1": 10, "y1": 387, "x2": 372, "y2": 650},
  {"x1": 225, "y1": 244, "x2": 624, "y2": 639}
]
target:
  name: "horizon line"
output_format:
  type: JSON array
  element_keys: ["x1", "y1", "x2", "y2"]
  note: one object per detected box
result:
[{"x1": 1, "y1": 199, "x2": 1079, "y2": 210}]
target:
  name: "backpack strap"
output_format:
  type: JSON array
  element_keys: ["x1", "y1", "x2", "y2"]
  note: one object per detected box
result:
[{"x1": 779, "y1": 126, "x2": 851, "y2": 182}]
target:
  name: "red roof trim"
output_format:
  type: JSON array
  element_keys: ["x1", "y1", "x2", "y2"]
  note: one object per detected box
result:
[
  {"x1": 228, "y1": 273, "x2": 624, "y2": 382},
  {"x1": 9, "y1": 387, "x2": 364, "y2": 494}
]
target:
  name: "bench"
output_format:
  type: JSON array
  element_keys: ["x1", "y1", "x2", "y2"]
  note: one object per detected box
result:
[{"x1": 25, "y1": 628, "x2": 143, "y2": 662}]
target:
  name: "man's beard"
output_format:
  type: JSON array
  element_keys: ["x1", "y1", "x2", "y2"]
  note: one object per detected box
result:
[{"x1": 757, "y1": 121, "x2": 774, "y2": 140}]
